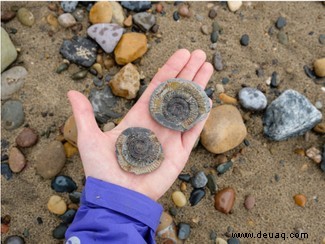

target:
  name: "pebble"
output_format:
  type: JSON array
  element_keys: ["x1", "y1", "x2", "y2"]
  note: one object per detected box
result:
[
  {"x1": 294, "y1": 194, "x2": 307, "y2": 207},
  {"x1": 110, "y1": 2, "x2": 125, "y2": 26},
  {"x1": 178, "y1": 173, "x2": 191, "y2": 182},
  {"x1": 58, "y1": 13, "x2": 76, "y2": 28},
  {"x1": 1, "y1": 100, "x2": 24, "y2": 131},
  {"x1": 214, "y1": 187, "x2": 236, "y2": 214},
  {"x1": 227, "y1": 1, "x2": 242, "y2": 12},
  {"x1": 211, "y1": 31, "x2": 219, "y2": 43},
  {"x1": 212, "y1": 21, "x2": 222, "y2": 33},
  {"x1": 278, "y1": 31, "x2": 288, "y2": 45},
  {"x1": 16, "y1": 128, "x2": 38, "y2": 148},
  {"x1": 1, "y1": 10, "x2": 16, "y2": 22},
  {"x1": 64, "y1": 142, "x2": 78, "y2": 158},
  {"x1": 17, "y1": 8, "x2": 34, "y2": 27},
  {"x1": 178, "y1": 223, "x2": 191, "y2": 240},
  {"x1": 51, "y1": 175, "x2": 77, "y2": 193},
  {"x1": 191, "y1": 171, "x2": 208, "y2": 188},
  {"x1": 303, "y1": 65, "x2": 317, "y2": 79},
  {"x1": 215, "y1": 84, "x2": 225, "y2": 94},
  {"x1": 56, "y1": 63, "x2": 69, "y2": 74},
  {"x1": 35, "y1": 141, "x2": 66, "y2": 179},
  {"x1": 47, "y1": 195, "x2": 67, "y2": 215},
  {"x1": 244, "y1": 195, "x2": 255, "y2": 210},
  {"x1": 238, "y1": 87, "x2": 267, "y2": 111},
  {"x1": 156, "y1": 3, "x2": 164, "y2": 13},
  {"x1": 151, "y1": 24, "x2": 159, "y2": 33},
  {"x1": 189, "y1": 188, "x2": 206, "y2": 206},
  {"x1": 319, "y1": 34, "x2": 325, "y2": 45},
  {"x1": 87, "y1": 23, "x2": 124, "y2": 53},
  {"x1": 4, "y1": 235, "x2": 25, "y2": 244},
  {"x1": 103, "y1": 122, "x2": 115, "y2": 132},
  {"x1": 217, "y1": 161, "x2": 233, "y2": 174},
  {"x1": 315, "y1": 101, "x2": 323, "y2": 109},
  {"x1": 72, "y1": 9, "x2": 85, "y2": 22},
  {"x1": 157, "y1": 212, "x2": 180, "y2": 243},
  {"x1": 240, "y1": 34, "x2": 249, "y2": 46},
  {"x1": 321, "y1": 145, "x2": 325, "y2": 173},
  {"x1": 123, "y1": 15, "x2": 132, "y2": 27},
  {"x1": 180, "y1": 182, "x2": 187, "y2": 192},
  {"x1": 52, "y1": 223, "x2": 68, "y2": 239},
  {"x1": 60, "y1": 36, "x2": 98, "y2": 67},
  {"x1": 263, "y1": 90, "x2": 322, "y2": 141},
  {"x1": 216, "y1": 238, "x2": 228, "y2": 244},
  {"x1": 201, "y1": 25, "x2": 210, "y2": 35},
  {"x1": 71, "y1": 69, "x2": 88, "y2": 80},
  {"x1": 60, "y1": 209, "x2": 76, "y2": 224},
  {"x1": 219, "y1": 93, "x2": 238, "y2": 105},
  {"x1": 206, "y1": 174, "x2": 218, "y2": 195},
  {"x1": 270, "y1": 71, "x2": 280, "y2": 87},
  {"x1": 46, "y1": 13, "x2": 59, "y2": 31},
  {"x1": 63, "y1": 115, "x2": 77, "y2": 147},
  {"x1": 306, "y1": 147, "x2": 322, "y2": 163},
  {"x1": 1, "y1": 66, "x2": 28, "y2": 100},
  {"x1": 114, "y1": 33, "x2": 147, "y2": 65},
  {"x1": 213, "y1": 51, "x2": 223, "y2": 71},
  {"x1": 133, "y1": 12, "x2": 156, "y2": 32},
  {"x1": 313, "y1": 58, "x2": 325, "y2": 77},
  {"x1": 275, "y1": 16, "x2": 287, "y2": 29},
  {"x1": 2, "y1": 223, "x2": 9, "y2": 234},
  {"x1": 205, "y1": 87, "x2": 214, "y2": 98},
  {"x1": 313, "y1": 122, "x2": 325, "y2": 134},
  {"x1": 69, "y1": 191, "x2": 82, "y2": 204},
  {"x1": 173, "y1": 11, "x2": 180, "y2": 21},
  {"x1": 228, "y1": 237, "x2": 240, "y2": 244},
  {"x1": 172, "y1": 191, "x2": 187, "y2": 207},
  {"x1": 1, "y1": 163, "x2": 13, "y2": 180},
  {"x1": 61, "y1": 1, "x2": 78, "y2": 13},
  {"x1": 109, "y1": 63, "x2": 140, "y2": 99},
  {"x1": 89, "y1": 2, "x2": 112, "y2": 24},
  {"x1": 178, "y1": 4, "x2": 190, "y2": 17},
  {"x1": 8, "y1": 147, "x2": 26, "y2": 173},
  {"x1": 209, "y1": 9, "x2": 217, "y2": 19},
  {"x1": 121, "y1": 1, "x2": 151, "y2": 12},
  {"x1": 1, "y1": 27, "x2": 18, "y2": 73},
  {"x1": 88, "y1": 86, "x2": 121, "y2": 124}
]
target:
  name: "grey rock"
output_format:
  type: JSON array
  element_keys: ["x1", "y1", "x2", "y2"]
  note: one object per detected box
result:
[
  {"x1": 61, "y1": 1, "x2": 78, "y2": 13},
  {"x1": 217, "y1": 161, "x2": 233, "y2": 174},
  {"x1": 228, "y1": 237, "x2": 240, "y2": 244},
  {"x1": 206, "y1": 174, "x2": 218, "y2": 195},
  {"x1": 1, "y1": 27, "x2": 17, "y2": 73},
  {"x1": 59, "y1": 209, "x2": 76, "y2": 224},
  {"x1": 240, "y1": 34, "x2": 249, "y2": 46},
  {"x1": 238, "y1": 87, "x2": 267, "y2": 111},
  {"x1": 263, "y1": 89, "x2": 322, "y2": 141},
  {"x1": 275, "y1": 16, "x2": 287, "y2": 29},
  {"x1": 278, "y1": 31, "x2": 288, "y2": 45},
  {"x1": 178, "y1": 223, "x2": 191, "y2": 240},
  {"x1": 1, "y1": 163, "x2": 13, "y2": 180},
  {"x1": 1, "y1": 100, "x2": 24, "y2": 130},
  {"x1": 191, "y1": 171, "x2": 208, "y2": 188},
  {"x1": 1, "y1": 66, "x2": 27, "y2": 100},
  {"x1": 60, "y1": 36, "x2": 98, "y2": 67},
  {"x1": 58, "y1": 13, "x2": 76, "y2": 28},
  {"x1": 72, "y1": 9, "x2": 85, "y2": 22},
  {"x1": 213, "y1": 51, "x2": 223, "y2": 71},
  {"x1": 189, "y1": 188, "x2": 205, "y2": 206},
  {"x1": 4, "y1": 235, "x2": 25, "y2": 244},
  {"x1": 211, "y1": 31, "x2": 218, "y2": 43},
  {"x1": 133, "y1": 12, "x2": 156, "y2": 32},
  {"x1": 321, "y1": 145, "x2": 325, "y2": 173},
  {"x1": 121, "y1": 1, "x2": 151, "y2": 12},
  {"x1": 88, "y1": 86, "x2": 121, "y2": 124},
  {"x1": 319, "y1": 34, "x2": 325, "y2": 45},
  {"x1": 52, "y1": 223, "x2": 68, "y2": 240}
]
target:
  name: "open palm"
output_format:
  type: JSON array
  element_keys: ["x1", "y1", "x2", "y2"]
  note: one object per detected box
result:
[{"x1": 68, "y1": 49, "x2": 213, "y2": 201}]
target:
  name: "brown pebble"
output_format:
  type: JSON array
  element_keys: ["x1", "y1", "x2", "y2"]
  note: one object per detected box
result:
[
  {"x1": 294, "y1": 194, "x2": 307, "y2": 207},
  {"x1": 8, "y1": 147, "x2": 26, "y2": 173},
  {"x1": 64, "y1": 142, "x2": 78, "y2": 158},
  {"x1": 313, "y1": 122, "x2": 325, "y2": 134},
  {"x1": 156, "y1": 3, "x2": 164, "y2": 13},
  {"x1": 48, "y1": 195, "x2": 67, "y2": 215},
  {"x1": 103, "y1": 122, "x2": 115, "y2": 132},
  {"x1": 16, "y1": 127, "x2": 38, "y2": 148},
  {"x1": 63, "y1": 115, "x2": 78, "y2": 147},
  {"x1": 103, "y1": 54, "x2": 115, "y2": 70},
  {"x1": 68, "y1": 203, "x2": 79, "y2": 210},
  {"x1": 180, "y1": 182, "x2": 187, "y2": 192},
  {"x1": 157, "y1": 212, "x2": 173, "y2": 233},
  {"x1": 1, "y1": 10, "x2": 16, "y2": 22},
  {"x1": 123, "y1": 15, "x2": 132, "y2": 27},
  {"x1": 244, "y1": 195, "x2": 255, "y2": 210},
  {"x1": 178, "y1": 4, "x2": 190, "y2": 17},
  {"x1": 1, "y1": 224, "x2": 9, "y2": 234},
  {"x1": 219, "y1": 93, "x2": 238, "y2": 105},
  {"x1": 96, "y1": 54, "x2": 104, "y2": 66},
  {"x1": 214, "y1": 187, "x2": 236, "y2": 214},
  {"x1": 156, "y1": 212, "x2": 180, "y2": 243},
  {"x1": 48, "y1": 2, "x2": 58, "y2": 11},
  {"x1": 294, "y1": 148, "x2": 305, "y2": 157},
  {"x1": 209, "y1": 9, "x2": 217, "y2": 19},
  {"x1": 216, "y1": 154, "x2": 228, "y2": 164}
]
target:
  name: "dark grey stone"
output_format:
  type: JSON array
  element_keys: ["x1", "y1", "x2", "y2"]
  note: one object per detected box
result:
[
  {"x1": 240, "y1": 34, "x2": 249, "y2": 46},
  {"x1": 204, "y1": 87, "x2": 214, "y2": 98},
  {"x1": 1, "y1": 163, "x2": 13, "y2": 180},
  {"x1": 303, "y1": 65, "x2": 317, "y2": 79},
  {"x1": 178, "y1": 223, "x2": 191, "y2": 240},
  {"x1": 51, "y1": 175, "x2": 77, "y2": 193},
  {"x1": 189, "y1": 188, "x2": 205, "y2": 206},
  {"x1": 52, "y1": 223, "x2": 68, "y2": 240},
  {"x1": 178, "y1": 173, "x2": 191, "y2": 182},
  {"x1": 59, "y1": 209, "x2": 76, "y2": 224},
  {"x1": 228, "y1": 237, "x2": 240, "y2": 244},
  {"x1": 222, "y1": 77, "x2": 230, "y2": 84},
  {"x1": 93, "y1": 77, "x2": 103, "y2": 87},
  {"x1": 217, "y1": 161, "x2": 233, "y2": 174},
  {"x1": 270, "y1": 71, "x2": 280, "y2": 88},
  {"x1": 238, "y1": 87, "x2": 267, "y2": 111},
  {"x1": 321, "y1": 145, "x2": 325, "y2": 173},
  {"x1": 206, "y1": 174, "x2": 218, "y2": 195},
  {"x1": 88, "y1": 86, "x2": 121, "y2": 124},
  {"x1": 60, "y1": 36, "x2": 98, "y2": 67},
  {"x1": 121, "y1": 1, "x2": 151, "y2": 12},
  {"x1": 263, "y1": 89, "x2": 322, "y2": 141},
  {"x1": 275, "y1": 16, "x2": 287, "y2": 29},
  {"x1": 213, "y1": 51, "x2": 223, "y2": 71},
  {"x1": 1, "y1": 100, "x2": 24, "y2": 130},
  {"x1": 173, "y1": 11, "x2": 180, "y2": 21},
  {"x1": 69, "y1": 191, "x2": 82, "y2": 204},
  {"x1": 191, "y1": 171, "x2": 208, "y2": 188},
  {"x1": 61, "y1": 1, "x2": 78, "y2": 13},
  {"x1": 211, "y1": 31, "x2": 219, "y2": 43},
  {"x1": 133, "y1": 12, "x2": 156, "y2": 32},
  {"x1": 212, "y1": 21, "x2": 222, "y2": 33},
  {"x1": 319, "y1": 34, "x2": 325, "y2": 45}
]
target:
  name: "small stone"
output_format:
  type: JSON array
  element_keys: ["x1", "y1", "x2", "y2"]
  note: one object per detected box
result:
[
  {"x1": 1, "y1": 163, "x2": 13, "y2": 180},
  {"x1": 56, "y1": 63, "x2": 69, "y2": 74},
  {"x1": 313, "y1": 122, "x2": 325, "y2": 134},
  {"x1": 303, "y1": 65, "x2": 317, "y2": 79},
  {"x1": 211, "y1": 31, "x2": 219, "y2": 43},
  {"x1": 133, "y1": 12, "x2": 156, "y2": 32},
  {"x1": 35, "y1": 141, "x2": 66, "y2": 179},
  {"x1": 294, "y1": 194, "x2": 307, "y2": 207},
  {"x1": 275, "y1": 16, "x2": 287, "y2": 29},
  {"x1": 51, "y1": 175, "x2": 77, "y2": 193},
  {"x1": 227, "y1": 238, "x2": 240, "y2": 244},
  {"x1": 205, "y1": 87, "x2": 214, "y2": 98},
  {"x1": 212, "y1": 21, "x2": 222, "y2": 33},
  {"x1": 4, "y1": 235, "x2": 25, "y2": 244},
  {"x1": 191, "y1": 171, "x2": 208, "y2": 188},
  {"x1": 17, "y1": 8, "x2": 34, "y2": 27},
  {"x1": 48, "y1": 2, "x2": 58, "y2": 11},
  {"x1": 227, "y1": 1, "x2": 242, "y2": 12},
  {"x1": 178, "y1": 223, "x2": 191, "y2": 240},
  {"x1": 63, "y1": 115, "x2": 77, "y2": 147},
  {"x1": 201, "y1": 25, "x2": 210, "y2": 35},
  {"x1": 221, "y1": 77, "x2": 230, "y2": 85},
  {"x1": 156, "y1": 3, "x2": 164, "y2": 13},
  {"x1": 215, "y1": 84, "x2": 225, "y2": 94},
  {"x1": 244, "y1": 195, "x2": 255, "y2": 210},
  {"x1": 52, "y1": 223, "x2": 68, "y2": 239},
  {"x1": 319, "y1": 34, "x2": 325, "y2": 45},
  {"x1": 213, "y1": 51, "x2": 223, "y2": 71},
  {"x1": 2, "y1": 223, "x2": 9, "y2": 234},
  {"x1": 69, "y1": 191, "x2": 81, "y2": 204},
  {"x1": 16, "y1": 128, "x2": 38, "y2": 148},
  {"x1": 60, "y1": 209, "x2": 76, "y2": 224},
  {"x1": 8, "y1": 147, "x2": 26, "y2": 173},
  {"x1": 217, "y1": 161, "x2": 233, "y2": 174},
  {"x1": 151, "y1": 24, "x2": 159, "y2": 33},
  {"x1": 270, "y1": 71, "x2": 280, "y2": 88},
  {"x1": 87, "y1": 23, "x2": 123, "y2": 53},
  {"x1": 61, "y1": 1, "x2": 78, "y2": 13},
  {"x1": 178, "y1": 4, "x2": 190, "y2": 17},
  {"x1": 219, "y1": 93, "x2": 238, "y2": 105},
  {"x1": 121, "y1": 1, "x2": 151, "y2": 12},
  {"x1": 1, "y1": 27, "x2": 18, "y2": 73},
  {"x1": 189, "y1": 188, "x2": 206, "y2": 206},
  {"x1": 172, "y1": 191, "x2": 187, "y2": 207},
  {"x1": 58, "y1": 13, "x2": 76, "y2": 28},
  {"x1": 278, "y1": 31, "x2": 288, "y2": 45},
  {"x1": 263, "y1": 90, "x2": 322, "y2": 141},
  {"x1": 114, "y1": 33, "x2": 147, "y2": 65},
  {"x1": 72, "y1": 9, "x2": 85, "y2": 22},
  {"x1": 313, "y1": 58, "x2": 325, "y2": 77},
  {"x1": 103, "y1": 55, "x2": 115, "y2": 70},
  {"x1": 89, "y1": 2, "x2": 112, "y2": 24},
  {"x1": 48, "y1": 195, "x2": 67, "y2": 215},
  {"x1": 214, "y1": 187, "x2": 236, "y2": 214},
  {"x1": 63, "y1": 142, "x2": 78, "y2": 158},
  {"x1": 71, "y1": 70, "x2": 88, "y2": 80},
  {"x1": 1, "y1": 10, "x2": 16, "y2": 22},
  {"x1": 173, "y1": 11, "x2": 180, "y2": 21},
  {"x1": 206, "y1": 174, "x2": 218, "y2": 195},
  {"x1": 240, "y1": 34, "x2": 249, "y2": 46},
  {"x1": 123, "y1": 15, "x2": 132, "y2": 27},
  {"x1": 238, "y1": 87, "x2": 267, "y2": 111},
  {"x1": 178, "y1": 173, "x2": 191, "y2": 182},
  {"x1": 102, "y1": 122, "x2": 115, "y2": 132},
  {"x1": 1, "y1": 100, "x2": 24, "y2": 131},
  {"x1": 209, "y1": 9, "x2": 217, "y2": 19},
  {"x1": 109, "y1": 63, "x2": 140, "y2": 99},
  {"x1": 109, "y1": 2, "x2": 125, "y2": 26},
  {"x1": 46, "y1": 13, "x2": 59, "y2": 31},
  {"x1": 1, "y1": 66, "x2": 28, "y2": 100},
  {"x1": 157, "y1": 212, "x2": 180, "y2": 243},
  {"x1": 306, "y1": 147, "x2": 322, "y2": 163},
  {"x1": 315, "y1": 101, "x2": 323, "y2": 110},
  {"x1": 216, "y1": 238, "x2": 228, "y2": 244}
]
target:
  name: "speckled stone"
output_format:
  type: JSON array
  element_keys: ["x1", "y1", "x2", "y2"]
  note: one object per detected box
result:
[
  {"x1": 61, "y1": 1, "x2": 78, "y2": 13},
  {"x1": 1, "y1": 66, "x2": 28, "y2": 100},
  {"x1": 214, "y1": 187, "x2": 236, "y2": 214},
  {"x1": 1, "y1": 27, "x2": 18, "y2": 73},
  {"x1": 133, "y1": 12, "x2": 156, "y2": 32},
  {"x1": 1, "y1": 100, "x2": 24, "y2": 131},
  {"x1": 178, "y1": 223, "x2": 191, "y2": 240},
  {"x1": 15, "y1": 127, "x2": 38, "y2": 148},
  {"x1": 238, "y1": 87, "x2": 267, "y2": 111},
  {"x1": 8, "y1": 147, "x2": 26, "y2": 173}
]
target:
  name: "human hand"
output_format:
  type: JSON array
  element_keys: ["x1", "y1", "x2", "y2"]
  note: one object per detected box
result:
[{"x1": 67, "y1": 49, "x2": 213, "y2": 201}]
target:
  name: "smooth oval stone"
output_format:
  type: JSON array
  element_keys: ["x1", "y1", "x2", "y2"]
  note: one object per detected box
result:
[
  {"x1": 240, "y1": 34, "x2": 249, "y2": 46},
  {"x1": 102, "y1": 121, "x2": 115, "y2": 132},
  {"x1": 72, "y1": 9, "x2": 85, "y2": 22},
  {"x1": 178, "y1": 4, "x2": 190, "y2": 17},
  {"x1": 4, "y1": 235, "x2": 25, "y2": 244},
  {"x1": 1, "y1": 100, "x2": 24, "y2": 131},
  {"x1": 121, "y1": 1, "x2": 151, "y2": 12},
  {"x1": 17, "y1": 8, "x2": 34, "y2": 26},
  {"x1": 172, "y1": 191, "x2": 187, "y2": 207},
  {"x1": 191, "y1": 171, "x2": 208, "y2": 188},
  {"x1": 48, "y1": 195, "x2": 67, "y2": 215},
  {"x1": 294, "y1": 194, "x2": 307, "y2": 207},
  {"x1": 69, "y1": 191, "x2": 82, "y2": 204},
  {"x1": 173, "y1": 11, "x2": 180, "y2": 21},
  {"x1": 1, "y1": 163, "x2": 13, "y2": 180},
  {"x1": 89, "y1": 2, "x2": 112, "y2": 24},
  {"x1": 8, "y1": 147, "x2": 26, "y2": 173},
  {"x1": 52, "y1": 223, "x2": 68, "y2": 239},
  {"x1": 1, "y1": 27, "x2": 18, "y2": 73},
  {"x1": 189, "y1": 188, "x2": 205, "y2": 206},
  {"x1": 314, "y1": 58, "x2": 325, "y2": 77},
  {"x1": 71, "y1": 70, "x2": 88, "y2": 80},
  {"x1": 56, "y1": 63, "x2": 69, "y2": 74},
  {"x1": 217, "y1": 161, "x2": 233, "y2": 174},
  {"x1": 51, "y1": 175, "x2": 77, "y2": 193},
  {"x1": 244, "y1": 195, "x2": 255, "y2": 210},
  {"x1": 213, "y1": 51, "x2": 223, "y2": 71},
  {"x1": 238, "y1": 87, "x2": 267, "y2": 111},
  {"x1": 227, "y1": 1, "x2": 242, "y2": 12},
  {"x1": 16, "y1": 127, "x2": 38, "y2": 148},
  {"x1": 110, "y1": 2, "x2": 125, "y2": 26},
  {"x1": 133, "y1": 12, "x2": 156, "y2": 32},
  {"x1": 1, "y1": 66, "x2": 27, "y2": 100},
  {"x1": 58, "y1": 13, "x2": 76, "y2": 28},
  {"x1": 216, "y1": 238, "x2": 228, "y2": 244},
  {"x1": 61, "y1": 1, "x2": 78, "y2": 13},
  {"x1": 270, "y1": 71, "x2": 280, "y2": 87},
  {"x1": 178, "y1": 223, "x2": 191, "y2": 240},
  {"x1": 207, "y1": 174, "x2": 218, "y2": 195},
  {"x1": 178, "y1": 173, "x2": 191, "y2": 182},
  {"x1": 205, "y1": 87, "x2": 214, "y2": 98},
  {"x1": 276, "y1": 16, "x2": 287, "y2": 29},
  {"x1": 214, "y1": 187, "x2": 236, "y2": 214},
  {"x1": 227, "y1": 237, "x2": 240, "y2": 244},
  {"x1": 156, "y1": 212, "x2": 179, "y2": 243},
  {"x1": 59, "y1": 209, "x2": 76, "y2": 223},
  {"x1": 211, "y1": 31, "x2": 219, "y2": 43}
]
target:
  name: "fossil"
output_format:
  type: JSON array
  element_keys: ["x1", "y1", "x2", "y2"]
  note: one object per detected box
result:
[
  {"x1": 115, "y1": 127, "x2": 164, "y2": 174},
  {"x1": 149, "y1": 78, "x2": 211, "y2": 131}
]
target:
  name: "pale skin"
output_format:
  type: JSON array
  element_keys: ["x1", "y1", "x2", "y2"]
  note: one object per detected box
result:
[{"x1": 68, "y1": 49, "x2": 213, "y2": 201}]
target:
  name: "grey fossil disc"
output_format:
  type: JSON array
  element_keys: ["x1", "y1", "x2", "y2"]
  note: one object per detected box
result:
[
  {"x1": 115, "y1": 127, "x2": 164, "y2": 175},
  {"x1": 149, "y1": 78, "x2": 211, "y2": 131}
]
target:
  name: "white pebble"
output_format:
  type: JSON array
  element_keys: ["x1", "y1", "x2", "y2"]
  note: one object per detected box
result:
[
  {"x1": 315, "y1": 101, "x2": 323, "y2": 109},
  {"x1": 58, "y1": 13, "x2": 76, "y2": 28},
  {"x1": 265, "y1": 76, "x2": 271, "y2": 85},
  {"x1": 227, "y1": 1, "x2": 242, "y2": 12}
]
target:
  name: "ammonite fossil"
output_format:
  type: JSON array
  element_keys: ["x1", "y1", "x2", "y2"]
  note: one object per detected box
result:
[
  {"x1": 149, "y1": 78, "x2": 211, "y2": 132},
  {"x1": 115, "y1": 127, "x2": 164, "y2": 175}
]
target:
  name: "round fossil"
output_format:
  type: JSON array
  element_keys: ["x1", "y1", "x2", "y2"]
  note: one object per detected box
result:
[
  {"x1": 115, "y1": 127, "x2": 164, "y2": 175},
  {"x1": 149, "y1": 78, "x2": 211, "y2": 132}
]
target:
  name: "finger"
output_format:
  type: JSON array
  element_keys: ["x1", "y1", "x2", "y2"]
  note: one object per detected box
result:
[
  {"x1": 192, "y1": 62, "x2": 214, "y2": 89},
  {"x1": 67, "y1": 90, "x2": 101, "y2": 135},
  {"x1": 177, "y1": 49, "x2": 207, "y2": 81}
]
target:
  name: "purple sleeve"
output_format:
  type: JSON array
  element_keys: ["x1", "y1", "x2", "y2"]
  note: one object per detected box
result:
[{"x1": 65, "y1": 177, "x2": 163, "y2": 244}]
